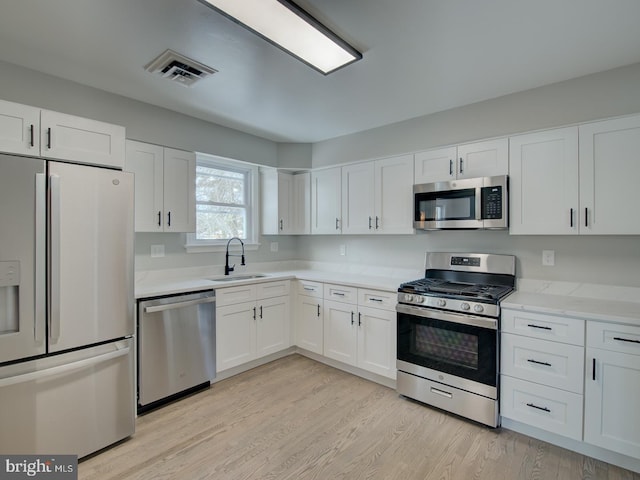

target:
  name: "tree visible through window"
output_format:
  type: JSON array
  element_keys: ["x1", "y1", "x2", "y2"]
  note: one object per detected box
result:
[{"x1": 191, "y1": 155, "x2": 256, "y2": 245}]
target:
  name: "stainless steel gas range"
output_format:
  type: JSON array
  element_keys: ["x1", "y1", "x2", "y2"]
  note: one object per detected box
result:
[{"x1": 396, "y1": 252, "x2": 516, "y2": 427}]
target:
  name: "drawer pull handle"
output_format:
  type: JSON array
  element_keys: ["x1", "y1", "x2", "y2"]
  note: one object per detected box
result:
[
  {"x1": 613, "y1": 336, "x2": 640, "y2": 344},
  {"x1": 317, "y1": 304, "x2": 320, "y2": 317},
  {"x1": 303, "y1": 286, "x2": 315, "y2": 291},
  {"x1": 527, "y1": 324, "x2": 552, "y2": 331},
  {"x1": 592, "y1": 358, "x2": 596, "y2": 381},
  {"x1": 526, "y1": 403, "x2": 551, "y2": 413},
  {"x1": 431, "y1": 387, "x2": 453, "y2": 399},
  {"x1": 527, "y1": 359, "x2": 552, "y2": 367},
  {"x1": 333, "y1": 292, "x2": 346, "y2": 297},
  {"x1": 369, "y1": 298, "x2": 383, "y2": 303}
]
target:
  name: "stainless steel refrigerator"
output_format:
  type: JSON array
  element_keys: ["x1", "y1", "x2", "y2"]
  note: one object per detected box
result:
[{"x1": 0, "y1": 153, "x2": 135, "y2": 458}]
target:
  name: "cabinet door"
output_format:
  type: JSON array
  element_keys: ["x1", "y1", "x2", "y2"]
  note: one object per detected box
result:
[
  {"x1": 584, "y1": 347, "x2": 640, "y2": 458},
  {"x1": 342, "y1": 162, "x2": 374, "y2": 234},
  {"x1": 323, "y1": 300, "x2": 357, "y2": 365},
  {"x1": 311, "y1": 168, "x2": 341, "y2": 234},
  {"x1": 125, "y1": 140, "x2": 164, "y2": 232},
  {"x1": 292, "y1": 172, "x2": 311, "y2": 234},
  {"x1": 509, "y1": 127, "x2": 579, "y2": 234},
  {"x1": 277, "y1": 172, "x2": 294, "y2": 234},
  {"x1": 216, "y1": 302, "x2": 256, "y2": 372},
  {"x1": 163, "y1": 147, "x2": 196, "y2": 233},
  {"x1": 0, "y1": 99, "x2": 40, "y2": 155},
  {"x1": 256, "y1": 296, "x2": 290, "y2": 358},
  {"x1": 40, "y1": 110, "x2": 125, "y2": 168},
  {"x1": 414, "y1": 146, "x2": 456, "y2": 184},
  {"x1": 579, "y1": 115, "x2": 640, "y2": 234},
  {"x1": 296, "y1": 296, "x2": 323, "y2": 355},
  {"x1": 457, "y1": 138, "x2": 508, "y2": 179},
  {"x1": 357, "y1": 306, "x2": 396, "y2": 379},
  {"x1": 375, "y1": 154, "x2": 414, "y2": 234}
]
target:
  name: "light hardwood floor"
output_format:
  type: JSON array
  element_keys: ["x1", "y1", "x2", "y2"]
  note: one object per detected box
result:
[{"x1": 80, "y1": 355, "x2": 639, "y2": 480}]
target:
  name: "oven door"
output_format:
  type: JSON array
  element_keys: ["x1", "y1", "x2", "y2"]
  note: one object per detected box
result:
[{"x1": 397, "y1": 304, "x2": 498, "y2": 397}]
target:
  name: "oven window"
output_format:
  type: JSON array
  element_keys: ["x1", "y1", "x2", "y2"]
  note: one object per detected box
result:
[
  {"x1": 413, "y1": 325, "x2": 478, "y2": 370},
  {"x1": 397, "y1": 312, "x2": 497, "y2": 387},
  {"x1": 415, "y1": 189, "x2": 475, "y2": 222}
]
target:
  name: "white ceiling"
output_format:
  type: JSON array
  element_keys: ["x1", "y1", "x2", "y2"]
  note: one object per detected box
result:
[{"x1": 1, "y1": 0, "x2": 640, "y2": 143}]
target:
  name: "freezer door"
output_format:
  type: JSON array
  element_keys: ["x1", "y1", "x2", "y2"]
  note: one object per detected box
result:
[
  {"x1": 0, "y1": 154, "x2": 46, "y2": 363},
  {"x1": 0, "y1": 338, "x2": 134, "y2": 458},
  {"x1": 49, "y1": 162, "x2": 134, "y2": 352}
]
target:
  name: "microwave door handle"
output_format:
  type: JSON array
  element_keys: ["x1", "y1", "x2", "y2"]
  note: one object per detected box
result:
[{"x1": 475, "y1": 187, "x2": 482, "y2": 221}]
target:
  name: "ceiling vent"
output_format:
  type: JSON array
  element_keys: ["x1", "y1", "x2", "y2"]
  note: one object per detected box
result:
[{"x1": 144, "y1": 49, "x2": 217, "y2": 87}]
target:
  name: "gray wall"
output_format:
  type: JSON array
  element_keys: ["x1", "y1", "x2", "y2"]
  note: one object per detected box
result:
[
  {"x1": 0, "y1": 60, "x2": 279, "y2": 166},
  {"x1": 312, "y1": 62, "x2": 640, "y2": 166}
]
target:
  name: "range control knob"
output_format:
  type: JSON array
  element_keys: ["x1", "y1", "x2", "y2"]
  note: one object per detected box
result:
[
  {"x1": 473, "y1": 304, "x2": 484, "y2": 313},
  {"x1": 415, "y1": 296, "x2": 425, "y2": 304},
  {"x1": 405, "y1": 294, "x2": 414, "y2": 302},
  {"x1": 460, "y1": 302, "x2": 470, "y2": 311},
  {"x1": 437, "y1": 299, "x2": 447, "y2": 307}
]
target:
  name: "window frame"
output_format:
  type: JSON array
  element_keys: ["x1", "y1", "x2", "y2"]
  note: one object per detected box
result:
[{"x1": 185, "y1": 153, "x2": 260, "y2": 253}]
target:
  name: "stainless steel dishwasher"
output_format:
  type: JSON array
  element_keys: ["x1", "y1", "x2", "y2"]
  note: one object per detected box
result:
[{"x1": 138, "y1": 290, "x2": 216, "y2": 412}]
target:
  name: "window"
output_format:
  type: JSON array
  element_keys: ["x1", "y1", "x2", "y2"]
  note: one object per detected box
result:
[{"x1": 185, "y1": 153, "x2": 259, "y2": 252}]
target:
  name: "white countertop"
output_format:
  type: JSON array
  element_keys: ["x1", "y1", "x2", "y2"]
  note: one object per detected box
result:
[
  {"x1": 135, "y1": 261, "x2": 420, "y2": 299},
  {"x1": 502, "y1": 279, "x2": 640, "y2": 326}
]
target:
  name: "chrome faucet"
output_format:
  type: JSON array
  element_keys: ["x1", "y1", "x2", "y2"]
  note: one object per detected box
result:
[{"x1": 225, "y1": 237, "x2": 245, "y2": 275}]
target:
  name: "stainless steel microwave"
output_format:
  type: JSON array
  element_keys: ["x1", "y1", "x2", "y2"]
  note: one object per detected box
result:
[{"x1": 413, "y1": 175, "x2": 508, "y2": 230}]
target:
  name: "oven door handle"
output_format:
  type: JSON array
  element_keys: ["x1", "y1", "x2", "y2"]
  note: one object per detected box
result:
[{"x1": 396, "y1": 303, "x2": 498, "y2": 330}]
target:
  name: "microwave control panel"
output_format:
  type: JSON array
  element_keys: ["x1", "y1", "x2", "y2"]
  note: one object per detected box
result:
[{"x1": 481, "y1": 186, "x2": 503, "y2": 219}]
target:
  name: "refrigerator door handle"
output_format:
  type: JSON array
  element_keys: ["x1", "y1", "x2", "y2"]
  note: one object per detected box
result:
[
  {"x1": 49, "y1": 174, "x2": 61, "y2": 343},
  {"x1": 34, "y1": 173, "x2": 46, "y2": 344},
  {"x1": 0, "y1": 345, "x2": 130, "y2": 388}
]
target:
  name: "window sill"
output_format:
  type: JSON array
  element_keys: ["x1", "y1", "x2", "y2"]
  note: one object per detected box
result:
[{"x1": 184, "y1": 242, "x2": 261, "y2": 254}]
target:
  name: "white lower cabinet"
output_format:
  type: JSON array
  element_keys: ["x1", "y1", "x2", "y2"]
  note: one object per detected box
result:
[
  {"x1": 295, "y1": 281, "x2": 324, "y2": 355},
  {"x1": 584, "y1": 322, "x2": 640, "y2": 459},
  {"x1": 500, "y1": 309, "x2": 584, "y2": 440},
  {"x1": 216, "y1": 281, "x2": 290, "y2": 372},
  {"x1": 322, "y1": 285, "x2": 396, "y2": 379}
]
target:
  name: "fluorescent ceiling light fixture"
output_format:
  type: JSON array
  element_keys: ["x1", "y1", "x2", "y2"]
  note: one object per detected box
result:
[{"x1": 199, "y1": 0, "x2": 362, "y2": 75}]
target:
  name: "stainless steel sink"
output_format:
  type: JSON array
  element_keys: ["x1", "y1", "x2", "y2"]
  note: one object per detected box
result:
[{"x1": 207, "y1": 274, "x2": 269, "y2": 282}]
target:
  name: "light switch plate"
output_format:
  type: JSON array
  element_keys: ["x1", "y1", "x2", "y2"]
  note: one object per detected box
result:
[
  {"x1": 339, "y1": 244, "x2": 346, "y2": 256},
  {"x1": 150, "y1": 244, "x2": 165, "y2": 258},
  {"x1": 270, "y1": 242, "x2": 279, "y2": 252}
]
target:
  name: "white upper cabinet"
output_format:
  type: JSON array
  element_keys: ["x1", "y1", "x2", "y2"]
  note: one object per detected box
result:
[
  {"x1": 579, "y1": 114, "x2": 640, "y2": 235},
  {"x1": 510, "y1": 114, "x2": 640, "y2": 235},
  {"x1": 0, "y1": 99, "x2": 40, "y2": 155},
  {"x1": 509, "y1": 127, "x2": 579, "y2": 235},
  {"x1": 342, "y1": 154, "x2": 414, "y2": 235},
  {"x1": 311, "y1": 167, "x2": 342, "y2": 234},
  {"x1": 415, "y1": 138, "x2": 508, "y2": 184},
  {"x1": 125, "y1": 140, "x2": 195, "y2": 232},
  {"x1": 261, "y1": 169, "x2": 310, "y2": 235},
  {"x1": 375, "y1": 154, "x2": 414, "y2": 234},
  {"x1": 0, "y1": 99, "x2": 125, "y2": 169},
  {"x1": 341, "y1": 162, "x2": 375, "y2": 234}
]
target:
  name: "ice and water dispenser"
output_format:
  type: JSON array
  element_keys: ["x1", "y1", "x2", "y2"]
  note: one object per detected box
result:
[{"x1": 0, "y1": 261, "x2": 19, "y2": 335}]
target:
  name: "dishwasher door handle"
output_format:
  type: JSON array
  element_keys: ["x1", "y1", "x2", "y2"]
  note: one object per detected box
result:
[{"x1": 144, "y1": 296, "x2": 216, "y2": 314}]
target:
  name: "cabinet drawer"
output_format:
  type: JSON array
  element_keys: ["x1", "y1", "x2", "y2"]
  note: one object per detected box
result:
[
  {"x1": 501, "y1": 333, "x2": 584, "y2": 393},
  {"x1": 500, "y1": 375, "x2": 583, "y2": 441},
  {"x1": 216, "y1": 284, "x2": 257, "y2": 307},
  {"x1": 587, "y1": 321, "x2": 640, "y2": 355},
  {"x1": 502, "y1": 309, "x2": 584, "y2": 346},
  {"x1": 357, "y1": 288, "x2": 396, "y2": 312},
  {"x1": 297, "y1": 280, "x2": 323, "y2": 299},
  {"x1": 324, "y1": 284, "x2": 357, "y2": 304},
  {"x1": 256, "y1": 280, "x2": 290, "y2": 299}
]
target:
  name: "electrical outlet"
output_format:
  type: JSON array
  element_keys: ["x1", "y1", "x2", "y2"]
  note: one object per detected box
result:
[
  {"x1": 339, "y1": 244, "x2": 346, "y2": 256},
  {"x1": 150, "y1": 244, "x2": 165, "y2": 258},
  {"x1": 542, "y1": 250, "x2": 555, "y2": 266},
  {"x1": 270, "y1": 242, "x2": 279, "y2": 252}
]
